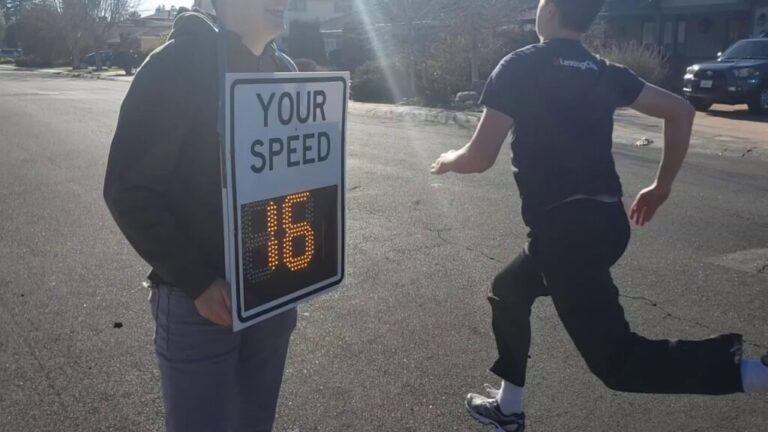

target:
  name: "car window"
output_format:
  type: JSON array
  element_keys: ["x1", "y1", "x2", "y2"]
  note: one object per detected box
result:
[{"x1": 722, "y1": 40, "x2": 768, "y2": 59}]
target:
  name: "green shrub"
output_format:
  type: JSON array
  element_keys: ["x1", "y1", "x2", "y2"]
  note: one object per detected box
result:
[
  {"x1": 594, "y1": 41, "x2": 669, "y2": 85},
  {"x1": 351, "y1": 60, "x2": 407, "y2": 103},
  {"x1": 0, "y1": 57, "x2": 14, "y2": 65},
  {"x1": 416, "y1": 33, "x2": 472, "y2": 107}
]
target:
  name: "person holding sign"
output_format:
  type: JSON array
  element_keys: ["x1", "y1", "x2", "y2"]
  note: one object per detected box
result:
[
  {"x1": 103, "y1": 0, "x2": 299, "y2": 431},
  {"x1": 431, "y1": 0, "x2": 768, "y2": 430}
]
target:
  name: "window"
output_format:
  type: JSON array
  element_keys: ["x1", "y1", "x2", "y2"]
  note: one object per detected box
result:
[
  {"x1": 726, "y1": 17, "x2": 749, "y2": 45},
  {"x1": 677, "y1": 20, "x2": 686, "y2": 44},
  {"x1": 642, "y1": 22, "x2": 656, "y2": 45},
  {"x1": 664, "y1": 21, "x2": 674, "y2": 45},
  {"x1": 324, "y1": 38, "x2": 338, "y2": 52},
  {"x1": 289, "y1": 0, "x2": 307, "y2": 12}
]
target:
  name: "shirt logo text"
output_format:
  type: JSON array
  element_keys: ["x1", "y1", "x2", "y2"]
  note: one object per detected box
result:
[{"x1": 556, "y1": 58, "x2": 599, "y2": 71}]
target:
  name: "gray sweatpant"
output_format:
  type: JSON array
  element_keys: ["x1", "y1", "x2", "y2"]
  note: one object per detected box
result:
[{"x1": 149, "y1": 284, "x2": 297, "y2": 432}]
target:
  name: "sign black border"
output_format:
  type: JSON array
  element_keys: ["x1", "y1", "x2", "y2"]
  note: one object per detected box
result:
[{"x1": 229, "y1": 76, "x2": 347, "y2": 326}]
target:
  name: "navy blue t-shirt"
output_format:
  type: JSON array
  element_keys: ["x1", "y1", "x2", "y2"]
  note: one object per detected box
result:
[{"x1": 479, "y1": 38, "x2": 645, "y2": 227}]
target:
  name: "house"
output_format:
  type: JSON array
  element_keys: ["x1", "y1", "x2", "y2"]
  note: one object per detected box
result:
[
  {"x1": 284, "y1": 0, "x2": 350, "y2": 25},
  {"x1": 317, "y1": 13, "x2": 348, "y2": 60},
  {"x1": 106, "y1": 6, "x2": 175, "y2": 54},
  {"x1": 603, "y1": 0, "x2": 768, "y2": 63},
  {"x1": 281, "y1": 0, "x2": 352, "y2": 57}
]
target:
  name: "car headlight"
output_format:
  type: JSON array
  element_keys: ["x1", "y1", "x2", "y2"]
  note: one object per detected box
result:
[
  {"x1": 686, "y1": 65, "x2": 700, "y2": 74},
  {"x1": 733, "y1": 68, "x2": 760, "y2": 78}
]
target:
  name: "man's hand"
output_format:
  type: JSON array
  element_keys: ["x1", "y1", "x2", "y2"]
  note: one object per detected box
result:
[
  {"x1": 630, "y1": 183, "x2": 671, "y2": 226},
  {"x1": 194, "y1": 279, "x2": 233, "y2": 327},
  {"x1": 430, "y1": 149, "x2": 463, "y2": 175}
]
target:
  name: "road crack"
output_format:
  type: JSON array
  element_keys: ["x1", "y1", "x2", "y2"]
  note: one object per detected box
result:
[
  {"x1": 0, "y1": 293, "x2": 66, "y2": 405},
  {"x1": 354, "y1": 207, "x2": 504, "y2": 264},
  {"x1": 427, "y1": 226, "x2": 503, "y2": 263}
]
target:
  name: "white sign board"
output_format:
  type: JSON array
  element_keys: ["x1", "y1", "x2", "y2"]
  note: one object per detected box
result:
[{"x1": 223, "y1": 73, "x2": 348, "y2": 331}]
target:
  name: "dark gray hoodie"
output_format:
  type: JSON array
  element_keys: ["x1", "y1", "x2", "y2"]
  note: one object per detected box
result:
[{"x1": 104, "y1": 12, "x2": 296, "y2": 299}]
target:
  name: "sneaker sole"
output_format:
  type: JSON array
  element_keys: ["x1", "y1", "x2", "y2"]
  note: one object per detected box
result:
[{"x1": 464, "y1": 401, "x2": 513, "y2": 432}]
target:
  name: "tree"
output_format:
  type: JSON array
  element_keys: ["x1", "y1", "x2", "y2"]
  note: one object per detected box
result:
[
  {"x1": 17, "y1": 4, "x2": 69, "y2": 65},
  {"x1": 366, "y1": 0, "x2": 445, "y2": 95},
  {"x1": 3, "y1": 19, "x2": 19, "y2": 47},
  {"x1": 358, "y1": 0, "x2": 535, "y2": 103},
  {"x1": 433, "y1": 0, "x2": 535, "y2": 82},
  {"x1": 51, "y1": 0, "x2": 138, "y2": 68},
  {"x1": 0, "y1": 12, "x2": 6, "y2": 44},
  {"x1": 338, "y1": 15, "x2": 372, "y2": 72},
  {"x1": 2, "y1": 0, "x2": 33, "y2": 23}
]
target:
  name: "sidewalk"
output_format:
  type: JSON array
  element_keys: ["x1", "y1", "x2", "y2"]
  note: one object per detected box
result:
[
  {"x1": 349, "y1": 101, "x2": 482, "y2": 130},
  {"x1": 0, "y1": 64, "x2": 134, "y2": 82},
  {"x1": 350, "y1": 101, "x2": 768, "y2": 162}
]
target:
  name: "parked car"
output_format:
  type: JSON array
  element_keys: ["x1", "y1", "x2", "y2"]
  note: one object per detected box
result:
[
  {"x1": 81, "y1": 50, "x2": 113, "y2": 68},
  {"x1": 683, "y1": 38, "x2": 768, "y2": 114},
  {"x1": 112, "y1": 50, "x2": 143, "y2": 76},
  {"x1": 0, "y1": 48, "x2": 23, "y2": 59}
]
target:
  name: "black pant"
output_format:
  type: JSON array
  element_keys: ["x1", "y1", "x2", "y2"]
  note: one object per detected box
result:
[{"x1": 489, "y1": 199, "x2": 743, "y2": 395}]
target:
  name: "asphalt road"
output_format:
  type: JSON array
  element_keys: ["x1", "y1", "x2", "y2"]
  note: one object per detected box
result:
[{"x1": 0, "y1": 70, "x2": 766, "y2": 432}]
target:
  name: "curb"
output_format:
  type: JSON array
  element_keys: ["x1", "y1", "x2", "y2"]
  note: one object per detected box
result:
[
  {"x1": 41, "y1": 68, "x2": 133, "y2": 82},
  {"x1": 0, "y1": 64, "x2": 132, "y2": 82},
  {"x1": 349, "y1": 102, "x2": 481, "y2": 130},
  {"x1": 349, "y1": 101, "x2": 767, "y2": 162}
]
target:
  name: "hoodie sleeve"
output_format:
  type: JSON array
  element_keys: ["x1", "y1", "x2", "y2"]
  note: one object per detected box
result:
[{"x1": 103, "y1": 39, "x2": 219, "y2": 300}]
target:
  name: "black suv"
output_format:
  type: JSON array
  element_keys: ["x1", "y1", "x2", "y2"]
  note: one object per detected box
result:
[
  {"x1": 82, "y1": 50, "x2": 113, "y2": 68},
  {"x1": 683, "y1": 38, "x2": 768, "y2": 114}
]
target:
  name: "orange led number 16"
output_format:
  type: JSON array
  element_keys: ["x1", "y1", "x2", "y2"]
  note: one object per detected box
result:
[{"x1": 265, "y1": 192, "x2": 315, "y2": 271}]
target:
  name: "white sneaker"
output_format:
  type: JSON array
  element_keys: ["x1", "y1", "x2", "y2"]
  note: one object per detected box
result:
[{"x1": 465, "y1": 392, "x2": 525, "y2": 432}]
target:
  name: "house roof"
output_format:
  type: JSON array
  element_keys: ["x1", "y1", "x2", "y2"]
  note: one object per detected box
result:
[
  {"x1": 143, "y1": 8, "x2": 177, "y2": 21},
  {"x1": 319, "y1": 13, "x2": 350, "y2": 32},
  {"x1": 107, "y1": 18, "x2": 173, "y2": 44},
  {"x1": 515, "y1": 7, "x2": 537, "y2": 23},
  {"x1": 603, "y1": 0, "x2": 753, "y2": 16},
  {"x1": 603, "y1": 0, "x2": 658, "y2": 17}
]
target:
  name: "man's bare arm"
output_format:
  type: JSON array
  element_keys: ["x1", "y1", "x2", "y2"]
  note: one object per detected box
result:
[
  {"x1": 431, "y1": 108, "x2": 514, "y2": 175},
  {"x1": 628, "y1": 83, "x2": 696, "y2": 226}
]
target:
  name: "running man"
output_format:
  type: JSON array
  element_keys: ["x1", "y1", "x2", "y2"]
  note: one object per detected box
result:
[{"x1": 430, "y1": 0, "x2": 768, "y2": 430}]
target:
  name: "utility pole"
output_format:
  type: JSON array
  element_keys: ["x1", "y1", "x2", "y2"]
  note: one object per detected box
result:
[{"x1": 470, "y1": 10, "x2": 479, "y2": 83}]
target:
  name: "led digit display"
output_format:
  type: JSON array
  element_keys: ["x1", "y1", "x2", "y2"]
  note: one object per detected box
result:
[{"x1": 240, "y1": 185, "x2": 339, "y2": 311}]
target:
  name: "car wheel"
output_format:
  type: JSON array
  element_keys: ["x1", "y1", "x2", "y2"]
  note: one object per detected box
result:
[
  {"x1": 747, "y1": 88, "x2": 768, "y2": 115},
  {"x1": 688, "y1": 97, "x2": 712, "y2": 112}
]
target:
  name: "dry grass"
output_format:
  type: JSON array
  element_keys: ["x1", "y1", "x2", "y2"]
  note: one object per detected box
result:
[{"x1": 593, "y1": 41, "x2": 670, "y2": 85}]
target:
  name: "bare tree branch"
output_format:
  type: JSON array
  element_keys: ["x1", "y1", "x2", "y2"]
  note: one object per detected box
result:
[{"x1": 50, "y1": 0, "x2": 138, "y2": 68}]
